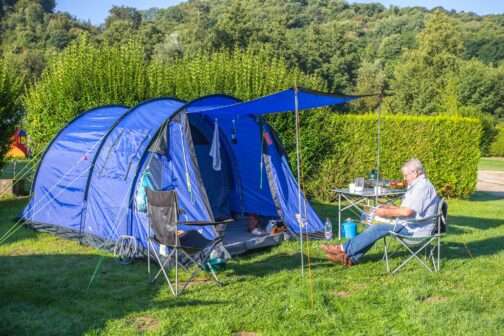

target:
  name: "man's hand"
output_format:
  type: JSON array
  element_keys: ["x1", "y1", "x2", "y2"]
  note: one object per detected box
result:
[{"x1": 375, "y1": 205, "x2": 415, "y2": 218}]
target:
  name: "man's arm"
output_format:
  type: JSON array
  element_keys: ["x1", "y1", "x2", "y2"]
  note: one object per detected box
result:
[{"x1": 375, "y1": 205, "x2": 415, "y2": 218}]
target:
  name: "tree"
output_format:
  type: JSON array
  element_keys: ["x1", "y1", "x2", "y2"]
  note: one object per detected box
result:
[{"x1": 387, "y1": 11, "x2": 463, "y2": 114}]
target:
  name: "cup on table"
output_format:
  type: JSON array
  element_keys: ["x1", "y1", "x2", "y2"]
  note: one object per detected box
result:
[
  {"x1": 349, "y1": 182, "x2": 356, "y2": 193},
  {"x1": 354, "y1": 177, "x2": 364, "y2": 192},
  {"x1": 374, "y1": 185, "x2": 382, "y2": 195}
]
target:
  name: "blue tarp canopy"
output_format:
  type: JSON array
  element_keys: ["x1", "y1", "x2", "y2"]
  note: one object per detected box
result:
[{"x1": 195, "y1": 88, "x2": 362, "y2": 117}]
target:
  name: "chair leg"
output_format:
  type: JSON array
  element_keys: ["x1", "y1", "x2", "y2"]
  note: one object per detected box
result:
[
  {"x1": 148, "y1": 241, "x2": 151, "y2": 277},
  {"x1": 206, "y1": 261, "x2": 223, "y2": 286},
  {"x1": 150, "y1": 248, "x2": 176, "y2": 296},
  {"x1": 392, "y1": 237, "x2": 435, "y2": 274},
  {"x1": 175, "y1": 248, "x2": 178, "y2": 296},
  {"x1": 437, "y1": 237, "x2": 441, "y2": 272},
  {"x1": 384, "y1": 237, "x2": 390, "y2": 273}
]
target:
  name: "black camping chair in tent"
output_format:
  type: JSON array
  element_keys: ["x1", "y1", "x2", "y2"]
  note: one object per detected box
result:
[{"x1": 146, "y1": 189, "x2": 223, "y2": 296}]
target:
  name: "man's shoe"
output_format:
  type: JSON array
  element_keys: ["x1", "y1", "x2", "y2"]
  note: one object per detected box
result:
[
  {"x1": 321, "y1": 244, "x2": 343, "y2": 255},
  {"x1": 326, "y1": 251, "x2": 353, "y2": 267}
]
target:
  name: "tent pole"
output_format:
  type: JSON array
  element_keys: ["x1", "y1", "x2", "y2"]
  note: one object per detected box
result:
[
  {"x1": 294, "y1": 87, "x2": 304, "y2": 277},
  {"x1": 376, "y1": 99, "x2": 381, "y2": 196}
]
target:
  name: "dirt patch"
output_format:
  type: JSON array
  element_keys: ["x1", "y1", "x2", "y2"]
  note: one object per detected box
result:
[
  {"x1": 233, "y1": 332, "x2": 258, "y2": 336},
  {"x1": 423, "y1": 296, "x2": 448, "y2": 304},
  {"x1": 334, "y1": 290, "x2": 352, "y2": 298},
  {"x1": 132, "y1": 316, "x2": 160, "y2": 332}
]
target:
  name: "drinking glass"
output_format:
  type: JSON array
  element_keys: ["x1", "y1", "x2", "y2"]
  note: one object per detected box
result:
[{"x1": 354, "y1": 177, "x2": 364, "y2": 192}]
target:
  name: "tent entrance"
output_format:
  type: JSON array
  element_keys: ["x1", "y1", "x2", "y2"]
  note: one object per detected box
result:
[
  {"x1": 221, "y1": 216, "x2": 288, "y2": 255},
  {"x1": 188, "y1": 115, "x2": 288, "y2": 255},
  {"x1": 188, "y1": 115, "x2": 234, "y2": 221}
]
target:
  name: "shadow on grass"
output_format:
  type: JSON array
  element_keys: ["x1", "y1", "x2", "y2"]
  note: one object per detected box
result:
[
  {"x1": 448, "y1": 214, "x2": 504, "y2": 234},
  {"x1": 469, "y1": 191, "x2": 504, "y2": 202},
  {"x1": 442, "y1": 236, "x2": 504, "y2": 260},
  {"x1": 364, "y1": 235, "x2": 504, "y2": 266},
  {"x1": 227, "y1": 252, "x2": 332, "y2": 278},
  {"x1": 0, "y1": 254, "x2": 228, "y2": 335}
]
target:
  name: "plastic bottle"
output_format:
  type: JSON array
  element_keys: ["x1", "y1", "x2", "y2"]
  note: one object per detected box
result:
[
  {"x1": 209, "y1": 249, "x2": 219, "y2": 260},
  {"x1": 324, "y1": 218, "x2": 333, "y2": 240}
]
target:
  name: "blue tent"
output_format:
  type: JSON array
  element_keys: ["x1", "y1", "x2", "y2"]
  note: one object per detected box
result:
[{"x1": 22, "y1": 88, "x2": 361, "y2": 255}]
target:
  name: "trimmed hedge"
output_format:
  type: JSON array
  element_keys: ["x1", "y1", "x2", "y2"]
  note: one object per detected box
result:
[
  {"x1": 489, "y1": 124, "x2": 504, "y2": 157},
  {"x1": 281, "y1": 113, "x2": 481, "y2": 200}
]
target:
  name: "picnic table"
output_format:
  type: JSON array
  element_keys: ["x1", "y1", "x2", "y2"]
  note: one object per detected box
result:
[{"x1": 332, "y1": 187, "x2": 406, "y2": 239}]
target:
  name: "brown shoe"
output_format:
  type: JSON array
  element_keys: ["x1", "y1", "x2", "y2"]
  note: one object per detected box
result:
[
  {"x1": 321, "y1": 244, "x2": 343, "y2": 255},
  {"x1": 326, "y1": 251, "x2": 353, "y2": 267}
]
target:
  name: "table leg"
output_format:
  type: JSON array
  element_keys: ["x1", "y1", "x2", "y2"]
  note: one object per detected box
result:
[{"x1": 338, "y1": 193, "x2": 342, "y2": 240}]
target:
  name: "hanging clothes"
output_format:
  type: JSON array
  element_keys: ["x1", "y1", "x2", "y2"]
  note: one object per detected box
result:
[{"x1": 209, "y1": 118, "x2": 221, "y2": 171}]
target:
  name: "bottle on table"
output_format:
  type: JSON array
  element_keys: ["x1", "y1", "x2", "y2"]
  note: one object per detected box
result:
[{"x1": 324, "y1": 217, "x2": 333, "y2": 240}]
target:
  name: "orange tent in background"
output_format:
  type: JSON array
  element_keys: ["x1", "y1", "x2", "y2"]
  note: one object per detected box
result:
[{"x1": 5, "y1": 128, "x2": 29, "y2": 159}]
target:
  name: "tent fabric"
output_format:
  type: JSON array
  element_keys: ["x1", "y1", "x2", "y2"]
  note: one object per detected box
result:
[
  {"x1": 214, "y1": 114, "x2": 277, "y2": 217},
  {"x1": 23, "y1": 105, "x2": 129, "y2": 230},
  {"x1": 82, "y1": 98, "x2": 185, "y2": 244},
  {"x1": 262, "y1": 125, "x2": 323, "y2": 234},
  {"x1": 194, "y1": 88, "x2": 361, "y2": 118},
  {"x1": 23, "y1": 88, "x2": 360, "y2": 255}
]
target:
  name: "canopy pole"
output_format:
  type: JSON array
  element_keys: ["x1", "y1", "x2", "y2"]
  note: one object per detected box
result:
[
  {"x1": 294, "y1": 87, "x2": 304, "y2": 277},
  {"x1": 376, "y1": 103, "x2": 380, "y2": 185}
]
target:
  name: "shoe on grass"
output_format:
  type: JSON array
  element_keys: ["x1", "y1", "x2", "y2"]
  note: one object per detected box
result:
[{"x1": 321, "y1": 244, "x2": 344, "y2": 255}]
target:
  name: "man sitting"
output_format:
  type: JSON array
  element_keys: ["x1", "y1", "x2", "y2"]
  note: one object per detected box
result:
[{"x1": 322, "y1": 158, "x2": 439, "y2": 266}]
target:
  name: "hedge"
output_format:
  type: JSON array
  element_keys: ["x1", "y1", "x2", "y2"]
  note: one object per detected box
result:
[
  {"x1": 489, "y1": 123, "x2": 504, "y2": 157},
  {"x1": 278, "y1": 113, "x2": 481, "y2": 200}
]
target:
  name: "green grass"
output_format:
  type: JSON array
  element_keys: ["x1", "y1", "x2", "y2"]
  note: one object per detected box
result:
[
  {"x1": 479, "y1": 157, "x2": 504, "y2": 171},
  {"x1": 1, "y1": 194, "x2": 504, "y2": 335}
]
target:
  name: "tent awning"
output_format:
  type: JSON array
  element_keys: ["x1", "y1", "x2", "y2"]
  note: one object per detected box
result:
[{"x1": 193, "y1": 87, "x2": 367, "y2": 117}]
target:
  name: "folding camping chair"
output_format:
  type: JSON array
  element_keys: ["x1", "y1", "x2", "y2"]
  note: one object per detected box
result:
[
  {"x1": 146, "y1": 189, "x2": 223, "y2": 296},
  {"x1": 383, "y1": 198, "x2": 448, "y2": 274}
]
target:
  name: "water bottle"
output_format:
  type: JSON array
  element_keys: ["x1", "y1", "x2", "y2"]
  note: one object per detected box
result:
[
  {"x1": 360, "y1": 211, "x2": 372, "y2": 225},
  {"x1": 209, "y1": 249, "x2": 219, "y2": 260},
  {"x1": 324, "y1": 217, "x2": 333, "y2": 240}
]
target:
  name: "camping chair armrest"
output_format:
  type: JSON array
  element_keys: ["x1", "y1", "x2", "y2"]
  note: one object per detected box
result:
[
  {"x1": 389, "y1": 231, "x2": 434, "y2": 239},
  {"x1": 398, "y1": 214, "x2": 439, "y2": 226}
]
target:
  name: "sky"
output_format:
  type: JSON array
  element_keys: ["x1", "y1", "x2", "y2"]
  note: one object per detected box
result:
[{"x1": 56, "y1": 0, "x2": 504, "y2": 25}]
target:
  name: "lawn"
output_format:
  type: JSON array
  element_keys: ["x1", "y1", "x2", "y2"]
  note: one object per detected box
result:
[
  {"x1": 479, "y1": 157, "x2": 504, "y2": 171},
  {"x1": 1, "y1": 194, "x2": 504, "y2": 335}
]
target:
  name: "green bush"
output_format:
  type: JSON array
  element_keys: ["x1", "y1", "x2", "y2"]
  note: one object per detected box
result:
[
  {"x1": 490, "y1": 124, "x2": 504, "y2": 157},
  {"x1": 24, "y1": 37, "x2": 324, "y2": 154},
  {"x1": 287, "y1": 113, "x2": 481, "y2": 200},
  {"x1": 23, "y1": 35, "x2": 148, "y2": 154}
]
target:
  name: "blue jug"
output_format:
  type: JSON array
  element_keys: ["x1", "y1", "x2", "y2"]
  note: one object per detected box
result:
[{"x1": 343, "y1": 218, "x2": 357, "y2": 239}]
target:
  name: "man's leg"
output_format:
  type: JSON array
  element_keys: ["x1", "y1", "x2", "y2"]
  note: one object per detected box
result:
[{"x1": 343, "y1": 224, "x2": 406, "y2": 264}]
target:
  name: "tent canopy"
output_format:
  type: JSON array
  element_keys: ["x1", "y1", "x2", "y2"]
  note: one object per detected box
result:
[{"x1": 193, "y1": 87, "x2": 363, "y2": 118}]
